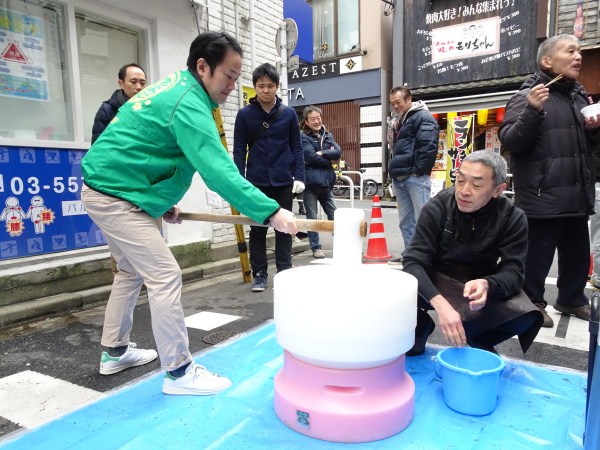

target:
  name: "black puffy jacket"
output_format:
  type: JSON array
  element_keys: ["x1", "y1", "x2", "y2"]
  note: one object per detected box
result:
[
  {"x1": 389, "y1": 101, "x2": 439, "y2": 178},
  {"x1": 91, "y1": 89, "x2": 129, "y2": 144},
  {"x1": 499, "y1": 71, "x2": 600, "y2": 218},
  {"x1": 301, "y1": 126, "x2": 341, "y2": 187}
]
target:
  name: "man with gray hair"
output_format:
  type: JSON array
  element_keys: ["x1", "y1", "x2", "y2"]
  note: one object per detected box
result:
[
  {"x1": 499, "y1": 34, "x2": 600, "y2": 328},
  {"x1": 402, "y1": 151, "x2": 543, "y2": 356}
]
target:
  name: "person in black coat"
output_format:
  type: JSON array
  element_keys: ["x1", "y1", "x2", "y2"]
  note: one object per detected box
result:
[
  {"x1": 91, "y1": 63, "x2": 146, "y2": 143},
  {"x1": 233, "y1": 63, "x2": 305, "y2": 292},
  {"x1": 499, "y1": 34, "x2": 600, "y2": 328},
  {"x1": 300, "y1": 105, "x2": 341, "y2": 258},
  {"x1": 388, "y1": 86, "x2": 439, "y2": 263},
  {"x1": 402, "y1": 151, "x2": 543, "y2": 356}
]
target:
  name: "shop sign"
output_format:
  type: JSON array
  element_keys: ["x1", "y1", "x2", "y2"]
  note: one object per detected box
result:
[
  {"x1": 289, "y1": 60, "x2": 339, "y2": 81},
  {"x1": 432, "y1": 17, "x2": 500, "y2": 63},
  {"x1": 0, "y1": 146, "x2": 103, "y2": 260},
  {"x1": 403, "y1": 0, "x2": 537, "y2": 88}
]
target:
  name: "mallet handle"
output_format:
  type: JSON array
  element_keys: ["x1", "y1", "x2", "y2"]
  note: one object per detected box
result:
[{"x1": 178, "y1": 212, "x2": 367, "y2": 237}]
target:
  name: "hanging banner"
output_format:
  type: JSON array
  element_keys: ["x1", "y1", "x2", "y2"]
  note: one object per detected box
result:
[
  {"x1": 446, "y1": 115, "x2": 473, "y2": 186},
  {"x1": 0, "y1": 7, "x2": 49, "y2": 101},
  {"x1": 485, "y1": 126, "x2": 501, "y2": 153}
]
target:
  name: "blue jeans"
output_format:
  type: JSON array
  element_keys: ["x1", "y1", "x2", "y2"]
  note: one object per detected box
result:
[
  {"x1": 303, "y1": 186, "x2": 336, "y2": 250},
  {"x1": 392, "y1": 174, "x2": 431, "y2": 251}
]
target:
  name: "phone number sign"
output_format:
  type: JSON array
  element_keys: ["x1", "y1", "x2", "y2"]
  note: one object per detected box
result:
[{"x1": 0, "y1": 145, "x2": 105, "y2": 260}]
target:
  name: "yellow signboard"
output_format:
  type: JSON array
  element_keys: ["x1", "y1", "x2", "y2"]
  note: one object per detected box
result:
[{"x1": 241, "y1": 85, "x2": 256, "y2": 107}]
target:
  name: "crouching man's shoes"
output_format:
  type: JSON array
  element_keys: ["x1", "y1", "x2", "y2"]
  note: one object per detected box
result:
[
  {"x1": 534, "y1": 303, "x2": 554, "y2": 328},
  {"x1": 406, "y1": 310, "x2": 435, "y2": 357}
]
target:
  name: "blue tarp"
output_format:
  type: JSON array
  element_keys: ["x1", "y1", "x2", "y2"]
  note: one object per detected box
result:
[{"x1": 0, "y1": 322, "x2": 586, "y2": 449}]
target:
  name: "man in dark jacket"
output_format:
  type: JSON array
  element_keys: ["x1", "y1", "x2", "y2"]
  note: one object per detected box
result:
[
  {"x1": 91, "y1": 63, "x2": 146, "y2": 143},
  {"x1": 388, "y1": 86, "x2": 439, "y2": 263},
  {"x1": 402, "y1": 151, "x2": 543, "y2": 356},
  {"x1": 499, "y1": 34, "x2": 600, "y2": 328},
  {"x1": 233, "y1": 63, "x2": 305, "y2": 292},
  {"x1": 300, "y1": 105, "x2": 341, "y2": 258}
]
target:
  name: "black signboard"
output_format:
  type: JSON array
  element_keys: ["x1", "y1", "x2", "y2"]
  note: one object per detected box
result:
[{"x1": 404, "y1": 0, "x2": 538, "y2": 89}]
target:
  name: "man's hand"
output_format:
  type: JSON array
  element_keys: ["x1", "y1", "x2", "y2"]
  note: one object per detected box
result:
[
  {"x1": 269, "y1": 209, "x2": 298, "y2": 234},
  {"x1": 292, "y1": 180, "x2": 305, "y2": 194},
  {"x1": 584, "y1": 112, "x2": 600, "y2": 130},
  {"x1": 526, "y1": 84, "x2": 549, "y2": 113},
  {"x1": 163, "y1": 206, "x2": 182, "y2": 224},
  {"x1": 430, "y1": 295, "x2": 467, "y2": 348},
  {"x1": 464, "y1": 278, "x2": 489, "y2": 311}
]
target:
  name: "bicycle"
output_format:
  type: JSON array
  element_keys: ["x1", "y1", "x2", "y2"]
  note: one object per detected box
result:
[{"x1": 332, "y1": 161, "x2": 379, "y2": 197}]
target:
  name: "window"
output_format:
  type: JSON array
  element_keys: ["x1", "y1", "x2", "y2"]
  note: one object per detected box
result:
[
  {"x1": 75, "y1": 12, "x2": 144, "y2": 142},
  {"x1": 0, "y1": 1, "x2": 73, "y2": 140},
  {"x1": 0, "y1": 1, "x2": 147, "y2": 144},
  {"x1": 312, "y1": 0, "x2": 359, "y2": 61}
]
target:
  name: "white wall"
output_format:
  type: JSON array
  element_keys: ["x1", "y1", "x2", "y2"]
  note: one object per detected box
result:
[{"x1": 76, "y1": 0, "x2": 283, "y2": 246}]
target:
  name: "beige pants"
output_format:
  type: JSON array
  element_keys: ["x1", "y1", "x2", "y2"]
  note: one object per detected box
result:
[{"x1": 81, "y1": 185, "x2": 191, "y2": 370}]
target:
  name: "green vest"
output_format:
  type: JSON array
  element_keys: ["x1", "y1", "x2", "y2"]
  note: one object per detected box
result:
[{"x1": 82, "y1": 70, "x2": 279, "y2": 222}]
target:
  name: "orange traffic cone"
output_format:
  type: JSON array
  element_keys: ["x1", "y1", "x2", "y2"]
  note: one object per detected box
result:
[{"x1": 363, "y1": 195, "x2": 392, "y2": 263}]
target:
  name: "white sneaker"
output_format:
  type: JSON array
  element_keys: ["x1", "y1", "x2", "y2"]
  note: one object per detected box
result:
[
  {"x1": 99, "y1": 343, "x2": 158, "y2": 375},
  {"x1": 162, "y1": 363, "x2": 232, "y2": 396}
]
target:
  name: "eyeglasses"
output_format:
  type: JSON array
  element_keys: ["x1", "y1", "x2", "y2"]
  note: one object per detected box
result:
[{"x1": 307, "y1": 117, "x2": 322, "y2": 123}]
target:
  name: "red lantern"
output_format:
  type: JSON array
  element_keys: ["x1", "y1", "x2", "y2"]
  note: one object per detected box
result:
[{"x1": 496, "y1": 107, "x2": 505, "y2": 122}]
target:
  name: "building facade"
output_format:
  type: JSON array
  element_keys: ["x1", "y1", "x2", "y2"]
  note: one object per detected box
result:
[
  {"x1": 284, "y1": 0, "x2": 393, "y2": 186},
  {"x1": 391, "y1": 0, "x2": 599, "y2": 187},
  {"x1": 0, "y1": 0, "x2": 283, "y2": 261}
]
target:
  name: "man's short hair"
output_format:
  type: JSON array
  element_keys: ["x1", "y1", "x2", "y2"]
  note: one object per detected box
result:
[
  {"x1": 390, "y1": 86, "x2": 412, "y2": 100},
  {"x1": 118, "y1": 63, "x2": 145, "y2": 81},
  {"x1": 186, "y1": 32, "x2": 243, "y2": 74},
  {"x1": 302, "y1": 105, "x2": 323, "y2": 122},
  {"x1": 252, "y1": 63, "x2": 280, "y2": 85},
  {"x1": 463, "y1": 151, "x2": 507, "y2": 186},
  {"x1": 536, "y1": 34, "x2": 578, "y2": 68}
]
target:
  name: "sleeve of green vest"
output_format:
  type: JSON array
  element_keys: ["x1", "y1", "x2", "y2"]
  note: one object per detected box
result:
[{"x1": 169, "y1": 92, "x2": 279, "y2": 224}]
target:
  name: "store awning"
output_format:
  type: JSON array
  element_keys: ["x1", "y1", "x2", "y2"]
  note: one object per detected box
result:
[{"x1": 423, "y1": 91, "x2": 519, "y2": 114}]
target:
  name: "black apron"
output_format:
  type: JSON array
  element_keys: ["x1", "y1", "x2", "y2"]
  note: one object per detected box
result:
[{"x1": 431, "y1": 238, "x2": 543, "y2": 353}]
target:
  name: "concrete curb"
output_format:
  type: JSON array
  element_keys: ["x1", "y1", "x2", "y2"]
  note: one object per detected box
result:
[{"x1": 0, "y1": 239, "x2": 311, "y2": 330}]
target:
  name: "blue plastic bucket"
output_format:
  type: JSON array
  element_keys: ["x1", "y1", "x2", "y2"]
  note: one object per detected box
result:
[{"x1": 436, "y1": 347, "x2": 505, "y2": 416}]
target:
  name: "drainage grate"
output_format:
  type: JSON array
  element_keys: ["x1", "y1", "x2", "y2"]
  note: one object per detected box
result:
[{"x1": 202, "y1": 330, "x2": 239, "y2": 345}]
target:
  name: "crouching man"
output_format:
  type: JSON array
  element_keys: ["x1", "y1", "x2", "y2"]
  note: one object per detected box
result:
[{"x1": 402, "y1": 151, "x2": 543, "y2": 355}]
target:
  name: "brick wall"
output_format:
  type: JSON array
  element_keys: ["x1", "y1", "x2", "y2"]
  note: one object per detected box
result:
[{"x1": 206, "y1": 0, "x2": 283, "y2": 243}]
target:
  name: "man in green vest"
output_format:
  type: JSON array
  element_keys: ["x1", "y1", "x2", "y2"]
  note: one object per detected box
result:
[{"x1": 82, "y1": 32, "x2": 297, "y2": 396}]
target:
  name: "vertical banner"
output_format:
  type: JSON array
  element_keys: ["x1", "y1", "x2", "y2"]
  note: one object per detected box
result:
[
  {"x1": 0, "y1": 7, "x2": 49, "y2": 101},
  {"x1": 446, "y1": 115, "x2": 473, "y2": 186}
]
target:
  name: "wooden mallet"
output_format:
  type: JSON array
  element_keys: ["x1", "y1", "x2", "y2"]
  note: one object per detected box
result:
[{"x1": 178, "y1": 212, "x2": 368, "y2": 237}]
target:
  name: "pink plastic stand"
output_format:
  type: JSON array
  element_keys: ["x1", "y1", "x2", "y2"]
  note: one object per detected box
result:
[{"x1": 274, "y1": 350, "x2": 415, "y2": 443}]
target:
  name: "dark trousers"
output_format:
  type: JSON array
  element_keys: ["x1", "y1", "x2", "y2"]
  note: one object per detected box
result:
[
  {"x1": 249, "y1": 185, "x2": 294, "y2": 276},
  {"x1": 467, "y1": 313, "x2": 538, "y2": 349},
  {"x1": 524, "y1": 216, "x2": 590, "y2": 307},
  {"x1": 417, "y1": 303, "x2": 540, "y2": 350}
]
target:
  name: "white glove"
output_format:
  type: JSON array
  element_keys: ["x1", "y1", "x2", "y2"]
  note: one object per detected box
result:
[{"x1": 292, "y1": 180, "x2": 305, "y2": 194}]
